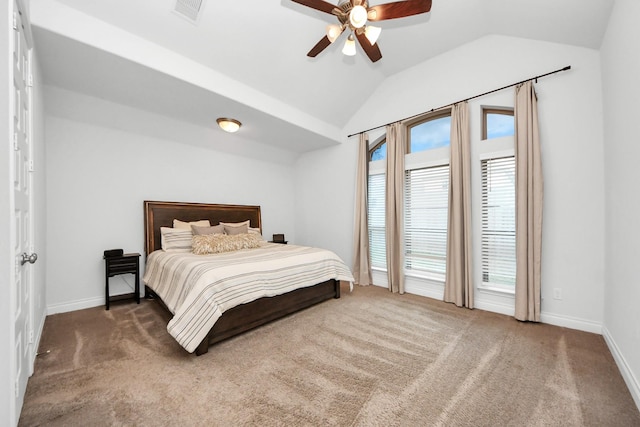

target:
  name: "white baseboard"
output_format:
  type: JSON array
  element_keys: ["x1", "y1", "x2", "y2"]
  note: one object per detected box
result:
[
  {"x1": 370, "y1": 272, "x2": 445, "y2": 301},
  {"x1": 47, "y1": 296, "x2": 105, "y2": 315},
  {"x1": 33, "y1": 309, "x2": 46, "y2": 351},
  {"x1": 404, "y1": 278, "x2": 445, "y2": 301},
  {"x1": 540, "y1": 311, "x2": 602, "y2": 334},
  {"x1": 50, "y1": 285, "x2": 601, "y2": 335},
  {"x1": 474, "y1": 299, "x2": 514, "y2": 317},
  {"x1": 29, "y1": 307, "x2": 47, "y2": 376},
  {"x1": 372, "y1": 274, "x2": 602, "y2": 335},
  {"x1": 602, "y1": 326, "x2": 640, "y2": 412},
  {"x1": 473, "y1": 287, "x2": 515, "y2": 317}
]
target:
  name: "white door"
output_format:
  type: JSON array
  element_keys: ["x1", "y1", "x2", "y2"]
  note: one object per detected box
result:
[{"x1": 11, "y1": 0, "x2": 34, "y2": 420}]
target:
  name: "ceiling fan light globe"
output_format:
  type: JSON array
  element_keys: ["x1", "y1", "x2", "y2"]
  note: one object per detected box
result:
[
  {"x1": 364, "y1": 25, "x2": 381, "y2": 45},
  {"x1": 349, "y1": 5, "x2": 368, "y2": 29},
  {"x1": 217, "y1": 118, "x2": 241, "y2": 133},
  {"x1": 326, "y1": 24, "x2": 343, "y2": 43},
  {"x1": 342, "y1": 35, "x2": 356, "y2": 56}
]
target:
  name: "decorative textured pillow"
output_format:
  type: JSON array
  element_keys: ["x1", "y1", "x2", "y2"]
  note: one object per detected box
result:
[
  {"x1": 173, "y1": 219, "x2": 211, "y2": 230},
  {"x1": 192, "y1": 233, "x2": 263, "y2": 255},
  {"x1": 160, "y1": 227, "x2": 193, "y2": 252},
  {"x1": 191, "y1": 224, "x2": 225, "y2": 235},
  {"x1": 224, "y1": 223, "x2": 249, "y2": 235}
]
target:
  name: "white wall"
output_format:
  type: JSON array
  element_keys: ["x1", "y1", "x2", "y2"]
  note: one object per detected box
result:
[
  {"x1": 601, "y1": 0, "x2": 640, "y2": 409},
  {"x1": 297, "y1": 35, "x2": 606, "y2": 333},
  {"x1": 44, "y1": 87, "x2": 297, "y2": 313},
  {"x1": 31, "y1": 37, "x2": 47, "y2": 368},
  {"x1": 294, "y1": 141, "x2": 358, "y2": 266}
]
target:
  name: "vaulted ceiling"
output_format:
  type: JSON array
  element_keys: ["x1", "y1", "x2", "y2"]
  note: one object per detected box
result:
[{"x1": 29, "y1": 0, "x2": 614, "y2": 156}]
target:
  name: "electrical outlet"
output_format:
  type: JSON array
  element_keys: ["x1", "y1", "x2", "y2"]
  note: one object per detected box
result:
[{"x1": 553, "y1": 288, "x2": 562, "y2": 300}]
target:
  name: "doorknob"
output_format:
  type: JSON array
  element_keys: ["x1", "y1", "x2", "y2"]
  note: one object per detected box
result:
[{"x1": 20, "y1": 252, "x2": 38, "y2": 265}]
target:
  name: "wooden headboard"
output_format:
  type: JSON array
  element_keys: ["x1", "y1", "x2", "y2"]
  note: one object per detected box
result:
[{"x1": 144, "y1": 201, "x2": 262, "y2": 255}]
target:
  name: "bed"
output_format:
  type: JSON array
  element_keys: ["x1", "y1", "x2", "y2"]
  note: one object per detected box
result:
[{"x1": 142, "y1": 200, "x2": 354, "y2": 355}]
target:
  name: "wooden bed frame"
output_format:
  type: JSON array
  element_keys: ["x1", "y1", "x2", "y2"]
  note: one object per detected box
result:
[{"x1": 143, "y1": 200, "x2": 341, "y2": 356}]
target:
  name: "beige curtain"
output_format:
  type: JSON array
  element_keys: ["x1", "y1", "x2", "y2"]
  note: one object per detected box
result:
[
  {"x1": 514, "y1": 81, "x2": 543, "y2": 322},
  {"x1": 443, "y1": 102, "x2": 474, "y2": 308},
  {"x1": 385, "y1": 122, "x2": 405, "y2": 294},
  {"x1": 352, "y1": 133, "x2": 373, "y2": 286}
]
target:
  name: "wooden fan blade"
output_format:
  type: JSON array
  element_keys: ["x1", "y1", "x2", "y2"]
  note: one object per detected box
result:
[
  {"x1": 307, "y1": 35, "x2": 332, "y2": 57},
  {"x1": 291, "y1": 0, "x2": 339, "y2": 14},
  {"x1": 367, "y1": 0, "x2": 432, "y2": 21},
  {"x1": 355, "y1": 31, "x2": 382, "y2": 62}
]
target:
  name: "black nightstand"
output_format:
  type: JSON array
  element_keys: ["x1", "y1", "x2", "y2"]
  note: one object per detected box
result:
[
  {"x1": 270, "y1": 234, "x2": 286, "y2": 244},
  {"x1": 104, "y1": 253, "x2": 140, "y2": 310}
]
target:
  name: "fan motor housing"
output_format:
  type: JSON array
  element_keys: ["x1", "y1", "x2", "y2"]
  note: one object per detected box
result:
[{"x1": 336, "y1": 0, "x2": 369, "y2": 26}]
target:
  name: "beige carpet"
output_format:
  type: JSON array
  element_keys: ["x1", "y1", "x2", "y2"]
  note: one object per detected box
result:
[{"x1": 19, "y1": 284, "x2": 640, "y2": 426}]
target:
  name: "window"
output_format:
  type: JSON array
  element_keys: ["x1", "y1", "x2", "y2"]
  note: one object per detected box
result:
[
  {"x1": 367, "y1": 111, "x2": 452, "y2": 278},
  {"x1": 405, "y1": 165, "x2": 450, "y2": 278},
  {"x1": 368, "y1": 172, "x2": 386, "y2": 269},
  {"x1": 370, "y1": 141, "x2": 386, "y2": 161},
  {"x1": 408, "y1": 112, "x2": 451, "y2": 153},
  {"x1": 483, "y1": 108, "x2": 514, "y2": 140},
  {"x1": 481, "y1": 156, "x2": 516, "y2": 288},
  {"x1": 368, "y1": 135, "x2": 387, "y2": 270},
  {"x1": 403, "y1": 111, "x2": 451, "y2": 279}
]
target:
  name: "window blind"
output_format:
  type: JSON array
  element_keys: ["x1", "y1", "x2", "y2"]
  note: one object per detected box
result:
[
  {"x1": 404, "y1": 164, "x2": 450, "y2": 277},
  {"x1": 368, "y1": 173, "x2": 386, "y2": 269},
  {"x1": 481, "y1": 156, "x2": 516, "y2": 287}
]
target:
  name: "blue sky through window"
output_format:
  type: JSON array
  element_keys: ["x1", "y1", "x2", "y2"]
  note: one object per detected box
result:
[
  {"x1": 371, "y1": 143, "x2": 386, "y2": 161},
  {"x1": 486, "y1": 113, "x2": 514, "y2": 139},
  {"x1": 410, "y1": 116, "x2": 451, "y2": 152}
]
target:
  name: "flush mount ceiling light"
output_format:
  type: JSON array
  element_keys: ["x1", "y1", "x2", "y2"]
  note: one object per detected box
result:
[
  {"x1": 293, "y1": 0, "x2": 432, "y2": 63},
  {"x1": 216, "y1": 118, "x2": 241, "y2": 133}
]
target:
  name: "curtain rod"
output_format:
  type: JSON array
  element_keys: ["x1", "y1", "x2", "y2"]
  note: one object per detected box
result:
[{"x1": 347, "y1": 65, "x2": 571, "y2": 138}]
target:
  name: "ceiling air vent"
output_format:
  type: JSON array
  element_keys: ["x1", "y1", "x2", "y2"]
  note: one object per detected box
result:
[{"x1": 173, "y1": 0, "x2": 206, "y2": 23}]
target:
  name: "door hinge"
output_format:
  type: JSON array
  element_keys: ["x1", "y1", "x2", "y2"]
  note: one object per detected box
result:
[
  {"x1": 13, "y1": 11, "x2": 17, "y2": 30},
  {"x1": 28, "y1": 159, "x2": 34, "y2": 172},
  {"x1": 13, "y1": 133, "x2": 18, "y2": 150},
  {"x1": 27, "y1": 74, "x2": 33, "y2": 87}
]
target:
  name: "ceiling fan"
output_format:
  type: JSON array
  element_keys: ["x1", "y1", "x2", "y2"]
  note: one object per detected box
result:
[{"x1": 292, "y1": 0, "x2": 432, "y2": 62}]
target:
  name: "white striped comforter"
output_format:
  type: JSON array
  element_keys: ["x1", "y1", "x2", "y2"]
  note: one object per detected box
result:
[{"x1": 142, "y1": 243, "x2": 354, "y2": 353}]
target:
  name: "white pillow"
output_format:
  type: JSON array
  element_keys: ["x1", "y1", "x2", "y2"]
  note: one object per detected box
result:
[
  {"x1": 173, "y1": 219, "x2": 211, "y2": 230},
  {"x1": 160, "y1": 227, "x2": 193, "y2": 252}
]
